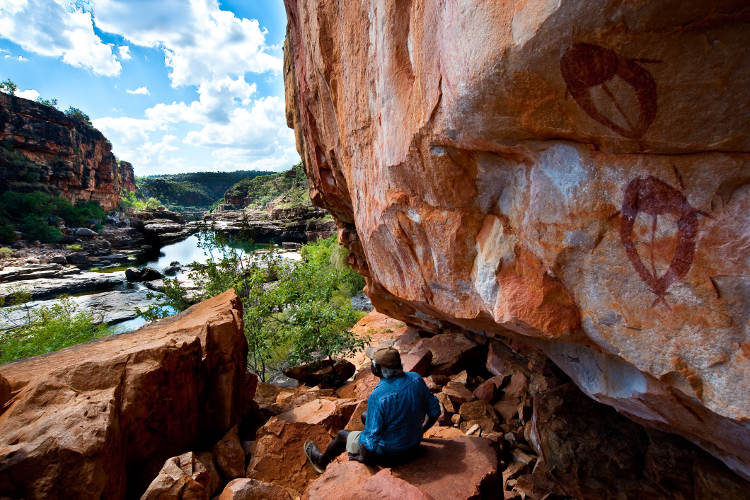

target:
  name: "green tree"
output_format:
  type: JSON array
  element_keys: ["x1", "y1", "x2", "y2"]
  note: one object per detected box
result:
[
  {"x1": 65, "y1": 106, "x2": 92, "y2": 126},
  {"x1": 35, "y1": 97, "x2": 58, "y2": 107},
  {"x1": 0, "y1": 79, "x2": 17, "y2": 96}
]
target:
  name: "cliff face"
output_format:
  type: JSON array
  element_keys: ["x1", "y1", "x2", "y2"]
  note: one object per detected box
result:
[
  {"x1": 283, "y1": 0, "x2": 750, "y2": 479},
  {"x1": 0, "y1": 93, "x2": 135, "y2": 210}
]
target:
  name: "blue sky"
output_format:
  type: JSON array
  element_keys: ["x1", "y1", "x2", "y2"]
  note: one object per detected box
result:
[{"x1": 0, "y1": 0, "x2": 298, "y2": 176}]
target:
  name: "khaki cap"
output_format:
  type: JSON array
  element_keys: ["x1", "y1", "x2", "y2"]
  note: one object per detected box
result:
[{"x1": 366, "y1": 346, "x2": 402, "y2": 368}]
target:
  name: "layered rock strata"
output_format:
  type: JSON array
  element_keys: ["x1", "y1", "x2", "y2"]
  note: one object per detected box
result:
[
  {"x1": 203, "y1": 205, "x2": 336, "y2": 243},
  {"x1": 283, "y1": 0, "x2": 750, "y2": 478},
  {"x1": 0, "y1": 290, "x2": 253, "y2": 499},
  {"x1": 0, "y1": 93, "x2": 135, "y2": 210}
]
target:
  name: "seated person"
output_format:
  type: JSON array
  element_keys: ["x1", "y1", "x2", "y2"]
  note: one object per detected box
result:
[{"x1": 304, "y1": 346, "x2": 441, "y2": 472}]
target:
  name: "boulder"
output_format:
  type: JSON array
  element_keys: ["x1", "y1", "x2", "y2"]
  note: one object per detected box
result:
[
  {"x1": 212, "y1": 425, "x2": 245, "y2": 481},
  {"x1": 414, "y1": 334, "x2": 480, "y2": 374},
  {"x1": 277, "y1": 398, "x2": 358, "y2": 433},
  {"x1": 74, "y1": 227, "x2": 98, "y2": 237},
  {"x1": 303, "y1": 437, "x2": 498, "y2": 499},
  {"x1": 66, "y1": 251, "x2": 90, "y2": 266},
  {"x1": 218, "y1": 478, "x2": 293, "y2": 500},
  {"x1": 195, "y1": 452, "x2": 222, "y2": 497},
  {"x1": 284, "y1": 359, "x2": 356, "y2": 387},
  {"x1": 473, "y1": 376, "x2": 504, "y2": 403},
  {"x1": 246, "y1": 417, "x2": 332, "y2": 496},
  {"x1": 400, "y1": 347, "x2": 432, "y2": 376},
  {"x1": 459, "y1": 400, "x2": 500, "y2": 434},
  {"x1": 141, "y1": 452, "x2": 211, "y2": 500},
  {"x1": 441, "y1": 381, "x2": 475, "y2": 407},
  {"x1": 126, "y1": 266, "x2": 164, "y2": 282},
  {"x1": 0, "y1": 373, "x2": 11, "y2": 409},
  {"x1": 283, "y1": 0, "x2": 750, "y2": 478},
  {"x1": 0, "y1": 290, "x2": 251, "y2": 499},
  {"x1": 344, "y1": 400, "x2": 368, "y2": 431}
]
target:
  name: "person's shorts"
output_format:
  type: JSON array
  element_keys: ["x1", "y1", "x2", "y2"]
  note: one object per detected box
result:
[{"x1": 346, "y1": 430, "x2": 362, "y2": 457}]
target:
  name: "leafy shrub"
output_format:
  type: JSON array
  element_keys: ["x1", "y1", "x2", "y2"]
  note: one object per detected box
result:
[
  {"x1": 64, "y1": 106, "x2": 92, "y2": 126},
  {"x1": 0, "y1": 224, "x2": 16, "y2": 244},
  {"x1": 0, "y1": 247, "x2": 12, "y2": 259},
  {"x1": 0, "y1": 297, "x2": 108, "y2": 364},
  {"x1": 35, "y1": 97, "x2": 58, "y2": 108},
  {"x1": 0, "y1": 79, "x2": 17, "y2": 96}
]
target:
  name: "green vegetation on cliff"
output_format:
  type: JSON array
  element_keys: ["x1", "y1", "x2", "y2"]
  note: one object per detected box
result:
[
  {"x1": 136, "y1": 170, "x2": 272, "y2": 212},
  {"x1": 224, "y1": 162, "x2": 310, "y2": 209},
  {"x1": 0, "y1": 191, "x2": 105, "y2": 243}
]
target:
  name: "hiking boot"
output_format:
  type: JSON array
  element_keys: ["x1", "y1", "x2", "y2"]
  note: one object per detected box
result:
[{"x1": 304, "y1": 440, "x2": 325, "y2": 474}]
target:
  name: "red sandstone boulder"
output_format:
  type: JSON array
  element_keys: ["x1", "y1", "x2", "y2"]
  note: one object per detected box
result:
[
  {"x1": 284, "y1": 359, "x2": 356, "y2": 387},
  {"x1": 212, "y1": 425, "x2": 245, "y2": 481},
  {"x1": 141, "y1": 452, "x2": 212, "y2": 500},
  {"x1": 401, "y1": 347, "x2": 433, "y2": 375},
  {"x1": 218, "y1": 478, "x2": 293, "y2": 500},
  {"x1": 246, "y1": 417, "x2": 332, "y2": 496},
  {"x1": 0, "y1": 373, "x2": 10, "y2": 410},
  {"x1": 303, "y1": 436, "x2": 498, "y2": 499},
  {"x1": 415, "y1": 334, "x2": 480, "y2": 374},
  {"x1": 277, "y1": 397, "x2": 358, "y2": 432},
  {"x1": 0, "y1": 291, "x2": 250, "y2": 499},
  {"x1": 345, "y1": 400, "x2": 368, "y2": 431},
  {"x1": 195, "y1": 452, "x2": 222, "y2": 497}
]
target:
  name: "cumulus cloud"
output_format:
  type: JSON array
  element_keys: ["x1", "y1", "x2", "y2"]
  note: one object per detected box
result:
[
  {"x1": 16, "y1": 89, "x2": 40, "y2": 100},
  {"x1": 92, "y1": 0, "x2": 280, "y2": 87},
  {"x1": 118, "y1": 45, "x2": 130, "y2": 60},
  {"x1": 0, "y1": 0, "x2": 121, "y2": 76},
  {"x1": 126, "y1": 86, "x2": 149, "y2": 95}
]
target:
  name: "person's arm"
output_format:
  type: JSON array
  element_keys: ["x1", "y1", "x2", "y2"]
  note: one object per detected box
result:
[{"x1": 421, "y1": 378, "x2": 441, "y2": 433}]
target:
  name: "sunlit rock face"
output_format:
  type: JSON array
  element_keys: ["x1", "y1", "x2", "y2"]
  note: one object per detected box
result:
[
  {"x1": 0, "y1": 93, "x2": 135, "y2": 210},
  {"x1": 283, "y1": 0, "x2": 750, "y2": 478}
]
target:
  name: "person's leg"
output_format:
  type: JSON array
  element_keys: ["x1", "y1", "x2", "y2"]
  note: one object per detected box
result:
[
  {"x1": 304, "y1": 430, "x2": 350, "y2": 472},
  {"x1": 320, "y1": 430, "x2": 350, "y2": 464}
]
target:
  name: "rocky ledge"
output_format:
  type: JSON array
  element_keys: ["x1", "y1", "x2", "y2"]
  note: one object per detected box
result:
[{"x1": 204, "y1": 205, "x2": 336, "y2": 244}]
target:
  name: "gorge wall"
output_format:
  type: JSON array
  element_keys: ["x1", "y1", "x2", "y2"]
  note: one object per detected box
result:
[
  {"x1": 0, "y1": 93, "x2": 135, "y2": 211},
  {"x1": 283, "y1": 0, "x2": 750, "y2": 479}
]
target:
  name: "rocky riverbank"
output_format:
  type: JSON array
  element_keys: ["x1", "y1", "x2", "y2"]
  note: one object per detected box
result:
[{"x1": 203, "y1": 205, "x2": 336, "y2": 244}]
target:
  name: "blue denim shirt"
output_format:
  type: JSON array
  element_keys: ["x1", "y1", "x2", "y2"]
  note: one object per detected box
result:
[{"x1": 359, "y1": 371, "x2": 441, "y2": 456}]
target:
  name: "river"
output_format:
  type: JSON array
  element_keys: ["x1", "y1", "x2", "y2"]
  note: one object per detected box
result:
[{"x1": 1, "y1": 233, "x2": 299, "y2": 334}]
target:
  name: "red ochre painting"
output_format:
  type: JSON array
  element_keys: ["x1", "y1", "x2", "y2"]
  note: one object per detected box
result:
[
  {"x1": 561, "y1": 43, "x2": 658, "y2": 139},
  {"x1": 619, "y1": 176, "x2": 705, "y2": 308}
]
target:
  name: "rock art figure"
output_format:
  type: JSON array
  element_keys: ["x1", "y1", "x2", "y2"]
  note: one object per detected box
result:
[
  {"x1": 619, "y1": 176, "x2": 703, "y2": 308},
  {"x1": 560, "y1": 43, "x2": 657, "y2": 139}
]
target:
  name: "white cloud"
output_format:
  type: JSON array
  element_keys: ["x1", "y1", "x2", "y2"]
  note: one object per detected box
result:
[
  {"x1": 16, "y1": 88, "x2": 40, "y2": 100},
  {"x1": 146, "y1": 75, "x2": 256, "y2": 124},
  {"x1": 0, "y1": 0, "x2": 121, "y2": 76},
  {"x1": 92, "y1": 0, "x2": 280, "y2": 87},
  {"x1": 126, "y1": 86, "x2": 149, "y2": 95},
  {"x1": 117, "y1": 45, "x2": 130, "y2": 60}
]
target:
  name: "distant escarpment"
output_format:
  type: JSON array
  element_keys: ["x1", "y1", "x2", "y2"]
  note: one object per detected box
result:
[
  {"x1": 136, "y1": 170, "x2": 272, "y2": 217},
  {"x1": 284, "y1": 0, "x2": 750, "y2": 482},
  {"x1": 205, "y1": 164, "x2": 335, "y2": 243},
  {"x1": 0, "y1": 93, "x2": 134, "y2": 211}
]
